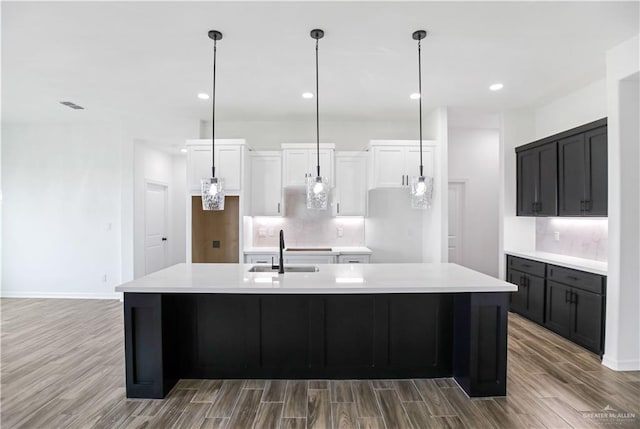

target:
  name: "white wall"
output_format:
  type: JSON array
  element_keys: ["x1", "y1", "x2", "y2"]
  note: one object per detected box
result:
[
  {"x1": 2, "y1": 121, "x2": 129, "y2": 298},
  {"x1": 448, "y1": 126, "x2": 500, "y2": 276},
  {"x1": 534, "y1": 79, "x2": 607, "y2": 139},
  {"x1": 170, "y1": 155, "x2": 186, "y2": 265},
  {"x1": 200, "y1": 116, "x2": 439, "y2": 151},
  {"x1": 603, "y1": 35, "x2": 640, "y2": 371}
]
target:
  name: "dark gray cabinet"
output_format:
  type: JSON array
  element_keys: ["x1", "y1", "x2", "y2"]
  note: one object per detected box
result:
[
  {"x1": 516, "y1": 118, "x2": 607, "y2": 217},
  {"x1": 506, "y1": 255, "x2": 606, "y2": 356},
  {"x1": 558, "y1": 126, "x2": 608, "y2": 216},
  {"x1": 507, "y1": 257, "x2": 545, "y2": 324},
  {"x1": 517, "y1": 143, "x2": 557, "y2": 216}
]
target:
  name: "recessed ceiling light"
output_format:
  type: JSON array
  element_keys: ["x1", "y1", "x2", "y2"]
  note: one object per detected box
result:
[
  {"x1": 180, "y1": 148, "x2": 188, "y2": 153},
  {"x1": 489, "y1": 83, "x2": 504, "y2": 91},
  {"x1": 302, "y1": 92, "x2": 314, "y2": 99},
  {"x1": 409, "y1": 93, "x2": 420, "y2": 100},
  {"x1": 197, "y1": 93, "x2": 210, "y2": 100}
]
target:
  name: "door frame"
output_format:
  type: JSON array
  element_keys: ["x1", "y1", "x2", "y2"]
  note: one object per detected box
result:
[
  {"x1": 448, "y1": 179, "x2": 468, "y2": 266},
  {"x1": 144, "y1": 180, "x2": 169, "y2": 275}
]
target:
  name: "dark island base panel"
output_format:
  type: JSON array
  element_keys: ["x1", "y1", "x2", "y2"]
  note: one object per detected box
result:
[{"x1": 124, "y1": 292, "x2": 509, "y2": 399}]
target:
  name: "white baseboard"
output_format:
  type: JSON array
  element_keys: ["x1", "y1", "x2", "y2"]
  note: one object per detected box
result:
[
  {"x1": 602, "y1": 355, "x2": 640, "y2": 371},
  {"x1": 0, "y1": 290, "x2": 121, "y2": 300}
]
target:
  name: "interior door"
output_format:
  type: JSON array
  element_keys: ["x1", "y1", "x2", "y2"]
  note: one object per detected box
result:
[
  {"x1": 144, "y1": 182, "x2": 168, "y2": 274},
  {"x1": 448, "y1": 181, "x2": 465, "y2": 264}
]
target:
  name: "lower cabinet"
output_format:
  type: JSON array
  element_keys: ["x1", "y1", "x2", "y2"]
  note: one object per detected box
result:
[
  {"x1": 507, "y1": 269, "x2": 545, "y2": 325},
  {"x1": 506, "y1": 255, "x2": 606, "y2": 356},
  {"x1": 546, "y1": 280, "x2": 604, "y2": 354}
]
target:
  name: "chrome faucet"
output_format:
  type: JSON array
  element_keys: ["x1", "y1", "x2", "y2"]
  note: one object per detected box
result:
[{"x1": 272, "y1": 229, "x2": 285, "y2": 274}]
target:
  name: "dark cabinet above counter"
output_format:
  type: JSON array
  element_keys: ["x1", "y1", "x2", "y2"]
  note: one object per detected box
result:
[{"x1": 516, "y1": 118, "x2": 607, "y2": 217}]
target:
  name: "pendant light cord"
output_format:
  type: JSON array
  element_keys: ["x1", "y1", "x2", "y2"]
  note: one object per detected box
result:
[
  {"x1": 315, "y1": 38, "x2": 320, "y2": 177},
  {"x1": 211, "y1": 38, "x2": 217, "y2": 178},
  {"x1": 418, "y1": 38, "x2": 423, "y2": 177}
]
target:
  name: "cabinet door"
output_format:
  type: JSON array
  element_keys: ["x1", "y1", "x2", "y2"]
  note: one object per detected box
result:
[
  {"x1": 317, "y1": 149, "x2": 334, "y2": 185},
  {"x1": 537, "y1": 143, "x2": 558, "y2": 216},
  {"x1": 216, "y1": 145, "x2": 242, "y2": 192},
  {"x1": 189, "y1": 146, "x2": 213, "y2": 192},
  {"x1": 526, "y1": 275, "x2": 545, "y2": 325},
  {"x1": 570, "y1": 288, "x2": 603, "y2": 354},
  {"x1": 372, "y1": 147, "x2": 405, "y2": 188},
  {"x1": 337, "y1": 254, "x2": 370, "y2": 263},
  {"x1": 545, "y1": 281, "x2": 572, "y2": 337},
  {"x1": 517, "y1": 150, "x2": 538, "y2": 215},
  {"x1": 584, "y1": 127, "x2": 607, "y2": 216},
  {"x1": 283, "y1": 150, "x2": 311, "y2": 187},
  {"x1": 559, "y1": 134, "x2": 586, "y2": 216},
  {"x1": 284, "y1": 255, "x2": 336, "y2": 264},
  {"x1": 406, "y1": 146, "x2": 435, "y2": 179},
  {"x1": 507, "y1": 270, "x2": 527, "y2": 315},
  {"x1": 335, "y1": 155, "x2": 367, "y2": 215},
  {"x1": 251, "y1": 155, "x2": 282, "y2": 216}
]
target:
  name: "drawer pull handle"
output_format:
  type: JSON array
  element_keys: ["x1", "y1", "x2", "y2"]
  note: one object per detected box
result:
[{"x1": 567, "y1": 275, "x2": 579, "y2": 281}]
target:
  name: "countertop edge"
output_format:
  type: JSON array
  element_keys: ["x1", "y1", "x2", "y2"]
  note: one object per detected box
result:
[{"x1": 505, "y1": 251, "x2": 608, "y2": 276}]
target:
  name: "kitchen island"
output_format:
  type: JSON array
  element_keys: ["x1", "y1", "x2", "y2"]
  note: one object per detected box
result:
[{"x1": 116, "y1": 263, "x2": 516, "y2": 399}]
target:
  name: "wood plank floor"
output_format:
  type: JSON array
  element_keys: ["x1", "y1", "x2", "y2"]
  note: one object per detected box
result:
[{"x1": 1, "y1": 298, "x2": 639, "y2": 428}]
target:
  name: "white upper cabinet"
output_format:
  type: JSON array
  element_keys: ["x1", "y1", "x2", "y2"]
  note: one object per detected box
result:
[
  {"x1": 368, "y1": 140, "x2": 436, "y2": 189},
  {"x1": 187, "y1": 139, "x2": 245, "y2": 194},
  {"x1": 250, "y1": 152, "x2": 282, "y2": 216},
  {"x1": 282, "y1": 143, "x2": 335, "y2": 187},
  {"x1": 334, "y1": 152, "x2": 367, "y2": 216}
]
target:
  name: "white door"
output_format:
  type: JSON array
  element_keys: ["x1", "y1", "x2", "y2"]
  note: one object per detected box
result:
[
  {"x1": 216, "y1": 145, "x2": 242, "y2": 192},
  {"x1": 335, "y1": 154, "x2": 367, "y2": 215},
  {"x1": 283, "y1": 149, "x2": 311, "y2": 186},
  {"x1": 188, "y1": 146, "x2": 212, "y2": 192},
  {"x1": 144, "y1": 182, "x2": 169, "y2": 274},
  {"x1": 251, "y1": 153, "x2": 282, "y2": 216},
  {"x1": 448, "y1": 181, "x2": 465, "y2": 264},
  {"x1": 372, "y1": 147, "x2": 405, "y2": 188}
]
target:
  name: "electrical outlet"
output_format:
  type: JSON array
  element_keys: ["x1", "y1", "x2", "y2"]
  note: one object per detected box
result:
[
  {"x1": 554, "y1": 231, "x2": 560, "y2": 241},
  {"x1": 258, "y1": 227, "x2": 266, "y2": 237},
  {"x1": 337, "y1": 226, "x2": 344, "y2": 237}
]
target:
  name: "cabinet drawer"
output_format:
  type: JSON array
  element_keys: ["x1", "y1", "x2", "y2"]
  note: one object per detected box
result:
[
  {"x1": 246, "y1": 254, "x2": 277, "y2": 264},
  {"x1": 337, "y1": 254, "x2": 370, "y2": 264},
  {"x1": 546, "y1": 265, "x2": 604, "y2": 294},
  {"x1": 507, "y1": 256, "x2": 545, "y2": 277}
]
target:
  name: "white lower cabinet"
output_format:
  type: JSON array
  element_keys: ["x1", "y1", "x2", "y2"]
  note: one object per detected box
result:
[
  {"x1": 284, "y1": 255, "x2": 337, "y2": 264},
  {"x1": 337, "y1": 254, "x2": 371, "y2": 264},
  {"x1": 246, "y1": 254, "x2": 277, "y2": 264}
]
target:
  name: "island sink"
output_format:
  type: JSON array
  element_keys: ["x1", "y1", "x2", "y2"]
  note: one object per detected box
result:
[{"x1": 248, "y1": 265, "x2": 319, "y2": 273}]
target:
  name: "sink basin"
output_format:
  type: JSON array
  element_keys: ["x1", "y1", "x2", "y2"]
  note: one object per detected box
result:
[{"x1": 248, "y1": 265, "x2": 319, "y2": 273}]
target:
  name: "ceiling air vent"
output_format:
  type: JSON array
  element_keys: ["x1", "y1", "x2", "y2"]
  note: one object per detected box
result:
[{"x1": 59, "y1": 101, "x2": 84, "y2": 110}]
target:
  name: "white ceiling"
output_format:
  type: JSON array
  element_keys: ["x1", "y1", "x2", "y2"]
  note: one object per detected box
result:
[{"x1": 2, "y1": 1, "x2": 638, "y2": 145}]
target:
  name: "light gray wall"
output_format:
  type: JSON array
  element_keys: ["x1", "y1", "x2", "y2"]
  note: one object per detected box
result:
[{"x1": 448, "y1": 126, "x2": 500, "y2": 276}]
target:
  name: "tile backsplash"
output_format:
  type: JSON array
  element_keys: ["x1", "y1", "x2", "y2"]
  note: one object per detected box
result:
[
  {"x1": 251, "y1": 188, "x2": 365, "y2": 248},
  {"x1": 536, "y1": 218, "x2": 608, "y2": 262}
]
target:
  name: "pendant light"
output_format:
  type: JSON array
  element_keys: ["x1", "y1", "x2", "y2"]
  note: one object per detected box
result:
[
  {"x1": 410, "y1": 30, "x2": 434, "y2": 209},
  {"x1": 306, "y1": 29, "x2": 329, "y2": 210},
  {"x1": 201, "y1": 30, "x2": 225, "y2": 211}
]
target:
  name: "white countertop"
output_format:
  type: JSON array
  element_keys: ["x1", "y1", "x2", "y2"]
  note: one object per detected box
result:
[
  {"x1": 505, "y1": 250, "x2": 607, "y2": 276},
  {"x1": 243, "y1": 246, "x2": 373, "y2": 255},
  {"x1": 115, "y1": 263, "x2": 516, "y2": 294}
]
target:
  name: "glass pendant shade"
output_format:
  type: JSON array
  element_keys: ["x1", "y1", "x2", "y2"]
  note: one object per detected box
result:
[
  {"x1": 410, "y1": 175, "x2": 434, "y2": 209},
  {"x1": 306, "y1": 176, "x2": 329, "y2": 209},
  {"x1": 201, "y1": 177, "x2": 225, "y2": 210}
]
